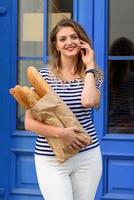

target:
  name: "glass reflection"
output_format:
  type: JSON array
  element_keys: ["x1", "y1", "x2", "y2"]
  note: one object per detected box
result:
[
  {"x1": 18, "y1": 0, "x2": 43, "y2": 56},
  {"x1": 109, "y1": 0, "x2": 134, "y2": 55},
  {"x1": 108, "y1": 37, "x2": 134, "y2": 133}
]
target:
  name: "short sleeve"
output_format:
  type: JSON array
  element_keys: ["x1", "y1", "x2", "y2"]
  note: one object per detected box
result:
[{"x1": 96, "y1": 72, "x2": 104, "y2": 92}]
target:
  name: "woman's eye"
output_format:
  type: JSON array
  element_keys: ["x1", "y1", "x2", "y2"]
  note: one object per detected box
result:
[
  {"x1": 59, "y1": 38, "x2": 66, "y2": 42},
  {"x1": 58, "y1": 35, "x2": 78, "y2": 42},
  {"x1": 71, "y1": 35, "x2": 78, "y2": 40}
]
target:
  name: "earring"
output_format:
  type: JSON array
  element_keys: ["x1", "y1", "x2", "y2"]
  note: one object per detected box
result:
[{"x1": 57, "y1": 50, "x2": 60, "y2": 55}]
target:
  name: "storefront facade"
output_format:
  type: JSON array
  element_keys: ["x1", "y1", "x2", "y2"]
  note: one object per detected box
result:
[{"x1": 0, "y1": 0, "x2": 134, "y2": 199}]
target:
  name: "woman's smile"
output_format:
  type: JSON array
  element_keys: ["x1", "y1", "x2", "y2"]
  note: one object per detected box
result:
[
  {"x1": 56, "y1": 27, "x2": 81, "y2": 57},
  {"x1": 65, "y1": 45, "x2": 77, "y2": 51}
]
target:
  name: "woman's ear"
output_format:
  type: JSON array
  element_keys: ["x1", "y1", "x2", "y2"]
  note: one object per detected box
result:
[
  {"x1": 55, "y1": 47, "x2": 60, "y2": 55},
  {"x1": 57, "y1": 50, "x2": 60, "y2": 55},
  {"x1": 55, "y1": 43, "x2": 58, "y2": 51}
]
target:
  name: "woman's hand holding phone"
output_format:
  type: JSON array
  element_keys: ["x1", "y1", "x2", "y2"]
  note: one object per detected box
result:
[{"x1": 80, "y1": 40, "x2": 95, "y2": 68}]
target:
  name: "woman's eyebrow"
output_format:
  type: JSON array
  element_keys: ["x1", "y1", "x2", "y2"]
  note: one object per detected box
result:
[
  {"x1": 59, "y1": 33, "x2": 78, "y2": 38},
  {"x1": 70, "y1": 33, "x2": 78, "y2": 36}
]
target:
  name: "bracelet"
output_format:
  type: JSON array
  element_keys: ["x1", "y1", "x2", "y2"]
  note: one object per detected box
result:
[{"x1": 85, "y1": 69, "x2": 95, "y2": 77}]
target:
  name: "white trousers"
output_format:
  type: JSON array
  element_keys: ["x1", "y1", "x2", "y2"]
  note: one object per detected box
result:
[{"x1": 35, "y1": 146, "x2": 102, "y2": 200}]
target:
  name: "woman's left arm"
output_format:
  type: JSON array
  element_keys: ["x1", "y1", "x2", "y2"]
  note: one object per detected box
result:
[
  {"x1": 80, "y1": 40, "x2": 100, "y2": 108},
  {"x1": 81, "y1": 71, "x2": 100, "y2": 108}
]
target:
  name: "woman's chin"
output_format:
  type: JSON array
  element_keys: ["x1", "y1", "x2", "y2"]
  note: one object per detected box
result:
[{"x1": 64, "y1": 51, "x2": 79, "y2": 57}]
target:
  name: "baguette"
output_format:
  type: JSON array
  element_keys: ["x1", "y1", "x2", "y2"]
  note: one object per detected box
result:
[
  {"x1": 23, "y1": 86, "x2": 40, "y2": 101},
  {"x1": 9, "y1": 85, "x2": 38, "y2": 109},
  {"x1": 27, "y1": 66, "x2": 49, "y2": 98}
]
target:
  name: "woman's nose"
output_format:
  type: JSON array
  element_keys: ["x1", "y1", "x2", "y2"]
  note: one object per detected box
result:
[{"x1": 66, "y1": 37, "x2": 72, "y2": 44}]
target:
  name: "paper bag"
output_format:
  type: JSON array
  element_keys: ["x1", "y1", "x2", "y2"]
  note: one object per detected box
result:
[{"x1": 31, "y1": 89, "x2": 92, "y2": 163}]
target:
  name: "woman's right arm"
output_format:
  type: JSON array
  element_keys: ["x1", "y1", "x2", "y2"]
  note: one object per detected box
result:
[
  {"x1": 25, "y1": 110, "x2": 89, "y2": 150},
  {"x1": 25, "y1": 110, "x2": 63, "y2": 138}
]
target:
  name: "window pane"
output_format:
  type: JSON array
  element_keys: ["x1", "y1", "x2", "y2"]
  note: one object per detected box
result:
[
  {"x1": 47, "y1": 0, "x2": 73, "y2": 55},
  {"x1": 108, "y1": 60, "x2": 134, "y2": 133},
  {"x1": 18, "y1": 0, "x2": 44, "y2": 56},
  {"x1": 109, "y1": 0, "x2": 134, "y2": 55},
  {"x1": 108, "y1": 0, "x2": 134, "y2": 134},
  {"x1": 17, "y1": 60, "x2": 43, "y2": 130}
]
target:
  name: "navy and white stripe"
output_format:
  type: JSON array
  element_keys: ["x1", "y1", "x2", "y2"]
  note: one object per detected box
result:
[{"x1": 35, "y1": 66, "x2": 103, "y2": 156}]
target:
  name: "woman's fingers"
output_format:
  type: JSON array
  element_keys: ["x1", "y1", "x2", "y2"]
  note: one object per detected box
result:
[
  {"x1": 76, "y1": 134, "x2": 90, "y2": 145},
  {"x1": 80, "y1": 39, "x2": 88, "y2": 44},
  {"x1": 72, "y1": 140, "x2": 85, "y2": 149},
  {"x1": 79, "y1": 40, "x2": 93, "y2": 54},
  {"x1": 64, "y1": 144, "x2": 77, "y2": 154},
  {"x1": 62, "y1": 127, "x2": 90, "y2": 154},
  {"x1": 63, "y1": 134, "x2": 90, "y2": 153},
  {"x1": 71, "y1": 126, "x2": 81, "y2": 132}
]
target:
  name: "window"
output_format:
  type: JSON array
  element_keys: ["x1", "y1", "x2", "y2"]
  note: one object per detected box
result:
[
  {"x1": 17, "y1": 0, "x2": 44, "y2": 130},
  {"x1": 17, "y1": 0, "x2": 73, "y2": 130},
  {"x1": 108, "y1": 0, "x2": 134, "y2": 133}
]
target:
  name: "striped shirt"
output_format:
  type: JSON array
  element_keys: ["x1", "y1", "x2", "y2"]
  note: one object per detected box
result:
[{"x1": 35, "y1": 66, "x2": 103, "y2": 156}]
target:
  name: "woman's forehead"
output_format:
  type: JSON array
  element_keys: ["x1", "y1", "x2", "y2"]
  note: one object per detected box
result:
[{"x1": 56, "y1": 26, "x2": 77, "y2": 37}]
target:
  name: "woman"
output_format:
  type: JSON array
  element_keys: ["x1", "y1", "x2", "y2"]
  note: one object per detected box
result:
[{"x1": 25, "y1": 18, "x2": 103, "y2": 200}]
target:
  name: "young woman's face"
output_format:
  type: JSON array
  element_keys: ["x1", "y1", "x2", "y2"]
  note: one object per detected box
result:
[{"x1": 56, "y1": 26, "x2": 81, "y2": 58}]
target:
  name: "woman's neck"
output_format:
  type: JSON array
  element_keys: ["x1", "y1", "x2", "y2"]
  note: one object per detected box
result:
[
  {"x1": 58, "y1": 56, "x2": 80, "y2": 81},
  {"x1": 60, "y1": 55, "x2": 78, "y2": 74}
]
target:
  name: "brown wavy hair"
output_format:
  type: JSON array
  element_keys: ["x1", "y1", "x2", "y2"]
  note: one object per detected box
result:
[{"x1": 49, "y1": 18, "x2": 103, "y2": 80}]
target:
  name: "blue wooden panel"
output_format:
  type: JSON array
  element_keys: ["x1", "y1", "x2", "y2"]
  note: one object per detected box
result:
[
  {"x1": 73, "y1": 0, "x2": 93, "y2": 40},
  {"x1": 102, "y1": 155, "x2": 134, "y2": 200},
  {"x1": 93, "y1": 0, "x2": 106, "y2": 142},
  {"x1": 109, "y1": 56, "x2": 134, "y2": 60},
  {"x1": 10, "y1": 150, "x2": 40, "y2": 196},
  {"x1": 92, "y1": 2, "x2": 106, "y2": 198},
  {"x1": 108, "y1": 159, "x2": 134, "y2": 193},
  {"x1": 102, "y1": 139, "x2": 134, "y2": 155},
  {"x1": 10, "y1": 0, "x2": 18, "y2": 132},
  {"x1": 0, "y1": 6, "x2": 7, "y2": 15},
  {"x1": 0, "y1": 0, "x2": 13, "y2": 199}
]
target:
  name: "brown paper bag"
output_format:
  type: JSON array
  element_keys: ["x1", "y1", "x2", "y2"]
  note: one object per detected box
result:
[
  {"x1": 9, "y1": 66, "x2": 92, "y2": 163},
  {"x1": 31, "y1": 89, "x2": 92, "y2": 163}
]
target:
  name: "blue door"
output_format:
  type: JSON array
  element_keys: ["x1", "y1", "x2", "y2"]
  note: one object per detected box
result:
[
  {"x1": 0, "y1": 0, "x2": 44, "y2": 199},
  {"x1": 93, "y1": 0, "x2": 134, "y2": 199},
  {"x1": 0, "y1": 0, "x2": 94, "y2": 199}
]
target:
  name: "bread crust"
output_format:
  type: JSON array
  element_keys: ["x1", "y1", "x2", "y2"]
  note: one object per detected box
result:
[
  {"x1": 9, "y1": 85, "x2": 38, "y2": 109},
  {"x1": 27, "y1": 66, "x2": 49, "y2": 98}
]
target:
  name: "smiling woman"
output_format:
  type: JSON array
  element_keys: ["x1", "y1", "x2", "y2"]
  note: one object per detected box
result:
[{"x1": 25, "y1": 18, "x2": 103, "y2": 200}]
